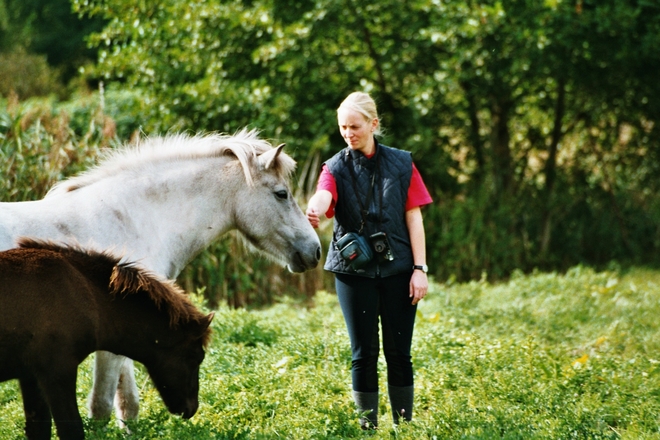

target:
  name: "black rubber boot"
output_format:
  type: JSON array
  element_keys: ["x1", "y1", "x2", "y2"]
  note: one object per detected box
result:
[
  {"x1": 352, "y1": 390, "x2": 379, "y2": 430},
  {"x1": 388, "y1": 384, "x2": 414, "y2": 424}
]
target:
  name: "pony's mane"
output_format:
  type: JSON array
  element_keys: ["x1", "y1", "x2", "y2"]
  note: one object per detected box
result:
[
  {"x1": 46, "y1": 128, "x2": 296, "y2": 196},
  {"x1": 16, "y1": 238, "x2": 212, "y2": 347}
]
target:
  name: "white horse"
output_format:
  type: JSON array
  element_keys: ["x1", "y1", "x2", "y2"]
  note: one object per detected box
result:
[{"x1": 0, "y1": 128, "x2": 321, "y2": 424}]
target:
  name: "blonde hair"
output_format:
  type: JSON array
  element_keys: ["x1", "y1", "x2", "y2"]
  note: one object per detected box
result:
[{"x1": 337, "y1": 92, "x2": 383, "y2": 136}]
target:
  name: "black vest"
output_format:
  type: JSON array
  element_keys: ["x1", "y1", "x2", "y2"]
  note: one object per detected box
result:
[{"x1": 324, "y1": 141, "x2": 413, "y2": 278}]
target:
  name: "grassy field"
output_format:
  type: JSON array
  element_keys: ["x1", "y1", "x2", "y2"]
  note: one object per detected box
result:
[{"x1": 1, "y1": 266, "x2": 659, "y2": 439}]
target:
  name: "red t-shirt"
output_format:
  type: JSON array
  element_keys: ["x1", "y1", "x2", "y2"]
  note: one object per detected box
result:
[{"x1": 316, "y1": 162, "x2": 433, "y2": 218}]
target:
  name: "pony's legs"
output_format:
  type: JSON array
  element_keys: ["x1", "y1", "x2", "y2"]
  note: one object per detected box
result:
[
  {"x1": 19, "y1": 376, "x2": 52, "y2": 440},
  {"x1": 37, "y1": 371, "x2": 85, "y2": 440},
  {"x1": 114, "y1": 357, "x2": 140, "y2": 424}
]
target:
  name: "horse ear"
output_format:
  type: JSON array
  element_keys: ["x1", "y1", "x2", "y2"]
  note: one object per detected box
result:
[
  {"x1": 259, "y1": 143, "x2": 285, "y2": 170},
  {"x1": 195, "y1": 312, "x2": 214, "y2": 346},
  {"x1": 203, "y1": 312, "x2": 215, "y2": 328}
]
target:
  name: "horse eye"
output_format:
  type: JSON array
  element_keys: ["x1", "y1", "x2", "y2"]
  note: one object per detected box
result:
[{"x1": 274, "y1": 190, "x2": 288, "y2": 200}]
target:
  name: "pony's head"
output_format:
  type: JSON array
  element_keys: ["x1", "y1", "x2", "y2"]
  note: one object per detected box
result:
[
  {"x1": 109, "y1": 261, "x2": 214, "y2": 419},
  {"x1": 143, "y1": 312, "x2": 212, "y2": 419}
]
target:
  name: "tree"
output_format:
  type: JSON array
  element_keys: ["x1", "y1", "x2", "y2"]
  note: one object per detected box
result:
[
  {"x1": 75, "y1": 0, "x2": 660, "y2": 287},
  {"x1": 1, "y1": 0, "x2": 104, "y2": 84}
]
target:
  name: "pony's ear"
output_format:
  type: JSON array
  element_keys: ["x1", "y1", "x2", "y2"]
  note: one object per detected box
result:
[
  {"x1": 194, "y1": 312, "x2": 214, "y2": 346},
  {"x1": 258, "y1": 143, "x2": 285, "y2": 170},
  {"x1": 203, "y1": 312, "x2": 215, "y2": 328}
]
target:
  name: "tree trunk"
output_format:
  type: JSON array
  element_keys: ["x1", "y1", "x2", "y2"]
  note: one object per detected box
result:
[
  {"x1": 461, "y1": 79, "x2": 485, "y2": 182},
  {"x1": 540, "y1": 78, "x2": 566, "y2": 257},
  {"x1": 490, "y1": 98, "x2": 513, "y2": 194}
]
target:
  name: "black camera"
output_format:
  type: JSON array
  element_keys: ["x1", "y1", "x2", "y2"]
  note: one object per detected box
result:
[{"x1": 369, "y1": 232, "x2": 394, "y2": 261}]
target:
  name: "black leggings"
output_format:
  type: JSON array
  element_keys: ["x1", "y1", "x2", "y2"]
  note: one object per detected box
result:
[{"x1": 335, "y1": 272, "x2": 417, "y2": 392}]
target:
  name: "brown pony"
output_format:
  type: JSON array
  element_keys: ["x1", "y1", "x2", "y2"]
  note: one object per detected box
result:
[{"x1": 0, "y1": 238, "x2": 214, "y2": 440}]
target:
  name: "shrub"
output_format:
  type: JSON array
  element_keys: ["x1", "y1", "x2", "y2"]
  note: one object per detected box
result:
[{"x1": 0, "y1": 49, "x2": 63, "y2": 99}]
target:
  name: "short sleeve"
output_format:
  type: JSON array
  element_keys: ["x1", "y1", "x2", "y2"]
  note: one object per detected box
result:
[
  {"x1": 405, "y1": 163, "x2": 433, "y2": 211},
  {"x1": 316, "y1": 164, "x2": 338, "y2": 218}
]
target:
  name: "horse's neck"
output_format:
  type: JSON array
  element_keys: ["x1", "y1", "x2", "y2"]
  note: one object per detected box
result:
[
  {"x1": 3, "y1": 158, "x2": 241, "y2": 278},
  {"x1": 95, "y1": 293, "x2": 170, "y2": 361},
  {"x1": 79, "y1": 160, "x2": 243, "y2": 276}
]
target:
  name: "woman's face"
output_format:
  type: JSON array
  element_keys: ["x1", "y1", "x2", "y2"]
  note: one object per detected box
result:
[{"x1": 337, "y1": 107, "x2": 378, "y2": 154}]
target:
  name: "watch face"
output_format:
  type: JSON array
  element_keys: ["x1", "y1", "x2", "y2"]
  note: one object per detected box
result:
[{"x1": 414, "y1": 265, "x2": 428, "y2": 273}]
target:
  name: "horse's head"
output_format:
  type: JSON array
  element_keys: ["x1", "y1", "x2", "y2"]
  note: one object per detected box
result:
[
  {"x1": 231, "y1": 143, "x2": 321, "y2": 273},
  {"x1": 43, "y1": 129, "x2": 322, "y2": 275},
  {"x1": 145, "y1": 312, "x2": 214, "y2": 419}
]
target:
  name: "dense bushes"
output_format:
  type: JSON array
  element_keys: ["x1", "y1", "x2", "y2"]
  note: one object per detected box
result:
[
  {"x1": 0, "y1": 94, "x2": 104, "y2": 201},
  {"x1": 0, "y1": 50, "x2": 63, "y2": 100},
  {"x1": 425, "y1": 180, "x2": 660, "y2": 282}
]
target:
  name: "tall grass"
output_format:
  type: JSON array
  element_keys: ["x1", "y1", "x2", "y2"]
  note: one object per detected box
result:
[
  {"x1": 1, "y1": 267, "x2": 658, "y2": 439},
  {"x1": 0, "y1": 92, "x2": 114, "y2": 202}
]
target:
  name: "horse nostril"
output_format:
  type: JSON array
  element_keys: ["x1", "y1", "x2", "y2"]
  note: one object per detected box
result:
[{"x1": 315, "y1": 246, "x2": 321, "y2": 261}]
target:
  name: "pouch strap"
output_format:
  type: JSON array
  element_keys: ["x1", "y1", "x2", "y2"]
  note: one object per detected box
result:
[{"x1": 347, "y1": 148, "x2": 379, "y2": 234}]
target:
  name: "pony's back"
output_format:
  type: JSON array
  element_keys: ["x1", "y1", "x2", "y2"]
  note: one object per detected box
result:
[
  {"x1": 0, "y1": 241, "x2": 108, "y2": 381},
  {"x1": 12, "y1": 238, "x2": 211, "y2": 333},
  {"x1": 0, "y1": 239, "x2": 114, "y2": 303}
]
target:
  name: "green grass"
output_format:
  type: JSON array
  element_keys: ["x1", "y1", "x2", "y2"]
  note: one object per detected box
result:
[{"x1": 2, "y1": 266, "x2": 660, "y2": 439}]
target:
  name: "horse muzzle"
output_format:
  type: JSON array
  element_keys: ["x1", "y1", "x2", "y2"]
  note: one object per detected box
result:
[
  {"x1": 288, "y1": 243, "x2": 321, "y2": 273},
  {"x1": 180, "y1": 398, "x2": 199, "y2": 419}
]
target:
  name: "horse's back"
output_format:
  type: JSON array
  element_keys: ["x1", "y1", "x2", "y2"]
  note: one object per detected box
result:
[
  {"x1": 0, "y1": 202, "x2": 23, "y2": 250},
  {"x1": 0, "y1": 199, "x2": 68, "y2": 251},
  {"x1": 0, "y1": 245, "x2": 112, "y2": 300},
  {"x1": 0, "y1": 197, "x2": 112, "y2": 257},
  {"x1": 0, "y1": 246, "x2": 103, "y2": 318}
]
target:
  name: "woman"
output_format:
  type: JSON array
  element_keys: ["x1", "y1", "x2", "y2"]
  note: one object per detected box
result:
[{"x1": 306, "y1": 91, "x2": 432, "y2": 429}]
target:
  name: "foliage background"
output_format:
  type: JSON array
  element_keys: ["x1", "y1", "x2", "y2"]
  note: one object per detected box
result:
[{"x1": 2, "y1": 0, "x2": 660, "y2": 304}]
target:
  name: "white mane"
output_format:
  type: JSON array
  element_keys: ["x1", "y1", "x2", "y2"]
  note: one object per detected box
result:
[{"x1": 46, "y1": 128, "x2": 295, "y2": 197}]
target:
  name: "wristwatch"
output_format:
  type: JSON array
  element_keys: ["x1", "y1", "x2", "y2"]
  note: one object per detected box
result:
[{"x1": 413, "y1": 264, "x2": 428, "y2": 273}]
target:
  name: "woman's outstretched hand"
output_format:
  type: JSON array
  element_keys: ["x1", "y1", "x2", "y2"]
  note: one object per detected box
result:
[{"x1": 306, "y1": 206, "x2": 321, "y2": 228}]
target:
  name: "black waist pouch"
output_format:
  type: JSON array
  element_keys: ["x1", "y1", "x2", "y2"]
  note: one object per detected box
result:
[{"x1": 336, "y1": 232, "x2": 373, "y2": 270}]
